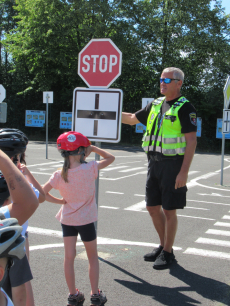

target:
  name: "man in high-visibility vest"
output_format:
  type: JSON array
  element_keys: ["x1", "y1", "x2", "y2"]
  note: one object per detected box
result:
[{"x1": 122, "y1": 67, "x2": 197, "y2": 269}]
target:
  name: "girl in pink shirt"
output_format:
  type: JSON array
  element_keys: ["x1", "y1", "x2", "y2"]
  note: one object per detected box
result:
[{"x1": 43, "y1": 131, "x2": 115, "y2": 306}]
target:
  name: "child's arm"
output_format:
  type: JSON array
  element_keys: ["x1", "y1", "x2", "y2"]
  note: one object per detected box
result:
[
  {"x1": 0, "y1": 150, "x2": 39, "y2": 225},
  {"x1": 43, "y1": 182, "x2": 66, "y2": 205},
  {"x1": 18, "y1": 164, "x2": 45, "y2": 203},
  {"x1": 86, "y1": 145, "x2": 115, "y2": 170}
]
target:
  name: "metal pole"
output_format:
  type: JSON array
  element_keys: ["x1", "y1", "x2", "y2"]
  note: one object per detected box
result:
[
  {"x1": 220, "y1": 134, "x2": 225, "y2": 185},
  {"x1": 94, "y1": 141, "x2": 101, "y2": 231},
  {"x1": 46, "y1": 94, "x2": 49, "y2": 159}
]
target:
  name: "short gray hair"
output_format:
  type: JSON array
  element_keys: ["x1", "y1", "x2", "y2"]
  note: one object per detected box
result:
[{"x1": 162, "y1": 67, "x2": 184, "y2": 82}]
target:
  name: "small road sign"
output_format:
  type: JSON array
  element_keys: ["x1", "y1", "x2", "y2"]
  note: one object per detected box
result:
[
  {"x1": 43, "y1": 92, "x2": 53, "y2": 103},
  {"x1": 0, "y1": 85, "x2": 6, "y2": 103},
  {"x1": 224, "y1": 76, "x2": 230, "y2": 109},
  {"x1": 78, "y1": 39, "x2": 122, "y2": 88},
  {"x1": 222, "y1": 109, "x2": 230, "y2": 133},
  {"x1": 72, "y1": 88, "x2": 123, "y2": 143}
]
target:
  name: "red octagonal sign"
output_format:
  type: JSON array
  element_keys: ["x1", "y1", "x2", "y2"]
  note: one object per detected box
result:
[{"x1": 78, "y1": 38, "x2": 122, "y2": 88}]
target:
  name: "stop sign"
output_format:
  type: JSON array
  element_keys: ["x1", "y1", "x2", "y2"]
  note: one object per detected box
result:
[{"x1": 78, "y1": 38, "x2": 122, "y2": 88}]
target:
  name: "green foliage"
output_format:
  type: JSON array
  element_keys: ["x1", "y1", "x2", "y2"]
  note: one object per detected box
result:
[{"x1": 0, "y1": 0, "x2": 230, "y2": 151}]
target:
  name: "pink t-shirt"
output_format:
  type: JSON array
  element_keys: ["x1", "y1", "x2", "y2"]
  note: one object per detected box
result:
[{"x1": 49, "y1": 161, "x2": 98, "y2": 226}]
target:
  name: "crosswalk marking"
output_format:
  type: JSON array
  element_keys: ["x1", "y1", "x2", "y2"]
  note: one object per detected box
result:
[
  {"x1": 206, "y1": 229, "x2": 230, "y2": 236},
  {"x1": 184, "y1": 248, "x2": 230, "y2": 260},
  {"x1": 195, "y1": 237, "x2": 230, "y2": 248},
  {"x1": 99, "y1": 206, "x2": 119, "y2": 209},
  {"x1": 215, "y1": 222, "x2": 230, "y2": 227},
  {"x1": 222, "y1": 215, "x2": 230, "y2": 220}
]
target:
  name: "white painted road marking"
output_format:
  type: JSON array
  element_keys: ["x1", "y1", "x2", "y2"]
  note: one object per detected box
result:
[
  {"x1": 215, "y1": 222, "x2": 230, "y2": 227},
  {"x1": 28, "y1": 226, "x2": 182, "y2": 251},
  {"x1": 184, "y1": 248, "x2": 230, "y2": 260},
  {"x1": 206, "y1": 229, "x2": 230, "y2": 236},
  {"x1": 196, "y1": 237, "x2": 230, "y2": 248},
  {"x1": 119, "y1": 167, "x2": 145, "y2": 173},
  {"x1": 99, "y1": 206, "x2": 119, "y2": 209},
  {"x1": 105, "y1": 191, "x2": 124, "y2": 194}
]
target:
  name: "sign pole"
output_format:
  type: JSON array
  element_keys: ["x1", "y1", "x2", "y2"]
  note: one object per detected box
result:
[
  {"x1": 46, "y1": 94, "x2": 49, "y2": 159},
  {"x1": 220, "y1": 76, "x2": 230, "y2": 185},
  {"x1": 94, "y1": 141, "x2": 101, "y2": 232},
  {"x1": 220, "y1": 134, "x2": 225, "y2": 185}
]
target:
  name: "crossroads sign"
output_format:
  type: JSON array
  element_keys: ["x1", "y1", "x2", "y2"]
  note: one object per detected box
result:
[{"x1": 72, "y1": 88, "x2": 123, "y2": 143}]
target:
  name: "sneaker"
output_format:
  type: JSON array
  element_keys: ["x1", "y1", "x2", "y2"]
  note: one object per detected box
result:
[
  {"x1": 153, "y1": 249, "x2": 175, "y2": 270},
  {"x1": 144, "y1": 245, "x2": 163, "y2": 262},
  {"x1": 68, "y1": 289, "x2": 85, "y2": 305},
  {"x1": 90, "y1": 289, "x2": 107, "y2": 306}
]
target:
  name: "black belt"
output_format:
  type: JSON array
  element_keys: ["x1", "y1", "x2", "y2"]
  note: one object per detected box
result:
[{"x1": 149, "y1": 154, "x2": 182, "y2": 162}]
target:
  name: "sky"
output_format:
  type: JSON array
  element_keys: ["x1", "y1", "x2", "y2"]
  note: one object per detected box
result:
[{"x1": 212, "y1": 0, "x2": 230, "y2": 15}]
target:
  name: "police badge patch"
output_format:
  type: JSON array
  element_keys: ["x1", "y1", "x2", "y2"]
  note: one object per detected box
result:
[{"x1": 189, "y1": 113, "x2": 197, "y2": 126}]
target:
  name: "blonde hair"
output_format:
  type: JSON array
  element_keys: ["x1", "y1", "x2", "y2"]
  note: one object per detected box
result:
[
  {"x1": 162, "y1": 67, "x2": 184, "y2": 82},
  {"x1": 61, "y1": 156, "x2": 70, "y2": 183}
]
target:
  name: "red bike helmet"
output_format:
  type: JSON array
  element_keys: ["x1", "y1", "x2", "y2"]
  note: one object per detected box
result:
[{"x1": 57, "y1": 131, "x2": 91, "y2": 151}]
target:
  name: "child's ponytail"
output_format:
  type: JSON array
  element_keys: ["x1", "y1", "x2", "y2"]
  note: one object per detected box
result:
[{"x1": 61, "y1": 156, "x2": 70, "y2": 183}]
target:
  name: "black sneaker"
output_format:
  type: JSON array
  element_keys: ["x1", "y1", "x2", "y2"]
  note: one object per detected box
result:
[
  {"x1": 153, "y1": 249, "x2": 175, "y2": 270},
  {"x1": 90, "y1": 289, "x2": 107, "y2": 305},
  {"x1": 68, "y1": 289, "x2": 85, "y2": 305},
  {"x1": 144, "y1": 245, "x2": 163, "y2": 262}
]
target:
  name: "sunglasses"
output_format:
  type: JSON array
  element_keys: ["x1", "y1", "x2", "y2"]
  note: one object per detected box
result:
[{"x1": 160, "y1": 78, "x2": 180, "y2": 84}]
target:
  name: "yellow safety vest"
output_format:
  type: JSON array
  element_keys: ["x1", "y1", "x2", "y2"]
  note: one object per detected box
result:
[{"x1": 142, "y1": 96, "x2": 189, "y2": 156}]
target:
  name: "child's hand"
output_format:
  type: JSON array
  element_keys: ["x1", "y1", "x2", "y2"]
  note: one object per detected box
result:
[
  {"x1": 62, "y1": 198, "x2": 67, "y2": 204},
  {"x1": 85, "y1": 145, "x2": 94, "y2": 157},
  {"x1": 18, "y1": 163, "x2": 30, "y2": 176}
]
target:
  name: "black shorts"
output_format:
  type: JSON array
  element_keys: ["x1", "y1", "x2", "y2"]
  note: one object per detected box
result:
[
  {"x1": 146, "y1": 158, "x2": 187, "y2": 210},
  {"x1": 61, "y1": 222, "x2": 96, "y2": 242}
]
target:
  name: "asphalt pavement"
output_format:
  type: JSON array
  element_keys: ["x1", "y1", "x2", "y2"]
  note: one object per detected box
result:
[{"x1": 23, "y1": 142, "x2": 230, "y2": 306}]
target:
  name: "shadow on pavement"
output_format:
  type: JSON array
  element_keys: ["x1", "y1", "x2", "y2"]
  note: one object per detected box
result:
[{"x1": 99, "y1": 257, "x2": 230, "y2": 305}]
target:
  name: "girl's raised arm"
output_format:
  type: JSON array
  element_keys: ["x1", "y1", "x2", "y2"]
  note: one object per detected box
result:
[{"x1": 86, "y1": 145, "x2": 115, "y2": 170}]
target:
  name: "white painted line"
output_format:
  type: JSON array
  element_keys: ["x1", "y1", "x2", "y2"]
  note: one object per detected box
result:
[
  {"x1": 222, "y1": 215, "x2": 230, "y2": 220},
  {"x1": 215, "y1": 222, "x2": 230, "y2": 228},
  {"x1": 187, "y1": 199, "x2": 230, "y2": 206},
  {"x1": 124, "y1": 200, "x2": 146, "y2": 211},
  {"x1": 27, "y1": 161, "x2": 63, "y2": 167},
  {"x1": 30, "y1": 243, "x2": 65, "y2": 251},
  {"x1": 99, "y1": 206, "x2": 119, "y2": 210},
  {"x1": 117, "y1": 161, "x2": 142, "y2": 165},
  {"x1": 100, "y1": 171, "x2": 147, "y2": 181},
  {"x1": 119, "y1": 167, "x2": 145, "y2": 173},
  {"x1": 196, "y1": 237, "x2": 230, "y2": 247},
  {"x1": 188, "y1": 171, "x2": 199, "y2": 175},
  {"x1": 184, "y1": 248, "x2": 230, "y2": 260},
  {"x1": 102, "y1": 166, "x2": 128, "y2": 171},
  {"x1": 29, "y1": 235, "x2": 182, "y2": 251},
  {"x1": 206, "y1": 229, "x2": 230, "y2": 236},
  {"x1": 28, "y1": 226, "x2": 63, "y2": 237},
  {"x1": 30, "y1": 171, "x2": 52, "y2": 176},
  {"x1": 177, "y1": 215, "x2": 215, "y2": 220},
  {"x1": 105, "y1": 191, "x2": 124, "y2": 195},
  {"x1": 185, "y1": 207, "x2": 209, "y2": 211},
  {"x1": 134, "y1": 194, "x2": 145, "y2": 197}
]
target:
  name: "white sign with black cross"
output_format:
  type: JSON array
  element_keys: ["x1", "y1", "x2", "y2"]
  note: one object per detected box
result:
[
  {"x1": 222, "y1": 109, "x2": 230, "y2": 134},
  {"x1": 72, "y1": 88, "x2": 123, "y2": 143}
]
